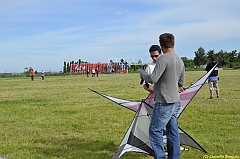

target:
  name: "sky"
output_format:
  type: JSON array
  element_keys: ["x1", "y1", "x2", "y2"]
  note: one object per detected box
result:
[{"x1": 1, "y1": 0, "x2": 240, "y2": 73}]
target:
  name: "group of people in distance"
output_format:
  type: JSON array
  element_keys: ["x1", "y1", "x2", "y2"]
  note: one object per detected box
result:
[
  {"x1": 87, "y1": 68, "x2": 99, "y2": 77},
  {"x1": 140, "y1": 33, "x2": 219, "y2": 159},
  {"x1": 29, "y1": 69, "x2": 45, "y2": 81}
]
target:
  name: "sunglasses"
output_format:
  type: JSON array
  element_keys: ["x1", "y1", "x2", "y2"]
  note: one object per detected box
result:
[{"x1": 150, "y1": 55, "x2": 159, "y2": 58}]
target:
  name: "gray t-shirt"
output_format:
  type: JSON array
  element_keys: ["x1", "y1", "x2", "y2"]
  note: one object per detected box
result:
[{"x1": 140, "y1": 52, "x2": 185, "y2": 103}]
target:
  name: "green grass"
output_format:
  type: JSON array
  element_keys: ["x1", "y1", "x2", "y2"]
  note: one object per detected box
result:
[{"x1": 0, "y1": 70, "x2": 240, "y2": 159}]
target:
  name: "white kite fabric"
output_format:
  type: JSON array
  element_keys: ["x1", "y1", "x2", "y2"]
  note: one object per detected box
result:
[{"x1": 89, "y1": 62, "x2": 219, "y2": 158}]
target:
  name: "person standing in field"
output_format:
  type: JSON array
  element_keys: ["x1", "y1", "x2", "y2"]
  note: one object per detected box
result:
[
  {"x1": 140, "y1": 33, "x2": 185, "y2": 159},
  {"x1": 41, "y1": 70, "x2": 45, "y2": 81},
  {"x1": 96, "y1": 68, "x2": 99, "y2": 77},
  {"x1": 143, "y1": 45, "x2": 162, "y2": 93},
  {"x1": 30, "y1": 69, "x2": 35, "y2": 81},
  {"x1": 92, "y1": 68, "x2": 96, "y2": 77},
  {"x1": 87, "y1": 69, "x2": 90, "y2": 77},
  {"x1": 205, "y1": 57, "x2": 220, "y2": 99},
  {"x1": 111, "y1": 67, "x2": 115, "y2": 75}
]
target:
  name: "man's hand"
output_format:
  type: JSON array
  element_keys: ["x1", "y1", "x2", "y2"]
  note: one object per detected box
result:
[{"x1": 179, "y1": 86, "x2": 186, "y2": 92}]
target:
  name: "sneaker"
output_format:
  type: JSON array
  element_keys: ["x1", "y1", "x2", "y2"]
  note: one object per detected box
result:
[
  {"x1": 180, "y1": 146, "x2": 189, "y2": 151},
  {"x1": 210, "y1": 96, "x2": 213, "y2": 99},
  {"x1": 217, "y1": 96, "x2": 219, "y2": 98}
]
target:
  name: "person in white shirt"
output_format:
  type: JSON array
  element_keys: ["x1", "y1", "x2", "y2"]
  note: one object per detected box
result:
[
  {"x1": 143, "y1": 45, "x2": 162, "y2": 93},
  {"x1": 92, "y1": 68, "x2": 96, "y2": 77}
]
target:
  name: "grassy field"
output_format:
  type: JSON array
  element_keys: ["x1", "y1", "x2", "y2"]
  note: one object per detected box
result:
[{"x1": 0, "y1": 70, "x2": 240, "y2": 159}]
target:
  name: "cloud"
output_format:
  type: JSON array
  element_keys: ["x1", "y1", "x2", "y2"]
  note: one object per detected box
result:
[
  {"x1": 115, "y1": 9, "x2": 135, "y2": 15},
  {"x1": 115, "y1": 11, "x2": 123, "y2": 15},
  {"x1": 124, "y1": 9, "x2": 135, "y2": 14}
]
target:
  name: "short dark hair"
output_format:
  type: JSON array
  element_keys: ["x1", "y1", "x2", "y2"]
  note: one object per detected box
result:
[
  {"x1": 159, "y1": 33, "x2": 175, "y2": 48},
  {"x1": 149, "y1": 45, "x2": 161, "y2": 53}
]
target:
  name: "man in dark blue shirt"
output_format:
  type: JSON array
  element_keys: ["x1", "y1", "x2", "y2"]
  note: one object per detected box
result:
[{"x1": 205, "y1": 57, "x2": 220, "y2": 99}]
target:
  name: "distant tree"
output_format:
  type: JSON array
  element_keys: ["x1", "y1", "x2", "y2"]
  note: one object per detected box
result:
[
  {"x1": 181, "y1": 57, "x2": 189, "y2": 67},
  {"x1": 189, "y1": 59, "x2": 194, "y2": 68},
  {"x1": 228, "y1": 50, "x2": 238, "y2": 63},
  {"x1": 67, "y1": 62, "x2": 70, "y2": 73},
  {"x1": 181, "y1": 57, "x2": 194, "y2": 68},
  {"x1": 193, "y1": 47, "x2": 207, "y2": 67},
  {"x1": 226, "y1": 50, "x2": 238, "y2": 68},
  {"x1": 206, "y1": 49, "x2": 215, "y2": 59},
  {"x1": 63, "y1": 61, "x2": 66, "y2": 73},
  {"x1": 137, "y1": 60, "x2": 142, "y2": 64},
  {"x1": 23, "y1": 67, "x2": 31, "y2": 76},
  {"x1": 131, "y1": 64, "x2": 136, "y2": 71},
  {"x1": 215, "y1": 50, "x2": 228, "y2": 67},
  {"x1": 237, "y1": 52, "x2": 240, "y2": 62}
]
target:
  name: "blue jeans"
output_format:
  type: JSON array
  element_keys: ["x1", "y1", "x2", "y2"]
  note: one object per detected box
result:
[{"x1": 149, "y1": 102, "x2": 181, "y2": 159}]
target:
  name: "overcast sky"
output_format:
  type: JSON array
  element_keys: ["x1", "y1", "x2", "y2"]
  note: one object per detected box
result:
[{"x1": 1, "y1": 0, "x2": 240, "y2": 72}]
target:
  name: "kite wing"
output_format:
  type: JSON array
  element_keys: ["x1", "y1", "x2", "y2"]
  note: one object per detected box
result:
[
  {"x1": 88, "y1": 89, "x2": 141, "y2": 112},
  {"x1": 178, "y1": 127, "x2": 207, "y2": 153},
  {"x1": 113, "y1": 101, "x2": 154, "y2": 159}
]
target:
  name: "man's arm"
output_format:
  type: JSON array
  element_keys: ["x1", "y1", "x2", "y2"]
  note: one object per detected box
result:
[
  {"x1": 140, "y1": 71, "x2": 151, "y2": 83},
  {"x1": 178, "y1": 65, "x2": 185, "y2": 92},
  {"x1": 140, "y1": 58, "x2": 166, "y2": 84},
  {"x1": 205, "y1": 63, "x2": 211, "y2": 72},
  {"x1": 178, "y1": 65, "x2": 185, "y2": 87}
]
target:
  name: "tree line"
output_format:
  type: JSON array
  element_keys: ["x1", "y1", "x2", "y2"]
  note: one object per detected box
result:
[
  {"x1": 181, "y1": 47, "x2": 240, "y2": 68},
  {"x1": 63, "y1": 59, "x2": 89, "y2": 74}
]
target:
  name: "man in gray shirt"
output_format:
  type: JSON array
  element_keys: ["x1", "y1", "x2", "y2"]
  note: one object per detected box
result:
[{"x1": 140, "y1": 33, "x2": 185, "y2": 159}]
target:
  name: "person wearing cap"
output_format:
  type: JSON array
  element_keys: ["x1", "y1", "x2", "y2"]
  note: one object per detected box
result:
[
  {"x1": 205, "y1": 57, "x2": 220, "y2": 99},
  {"x1": 143, "y1": 45, "x2": 162, "y2": 93}
]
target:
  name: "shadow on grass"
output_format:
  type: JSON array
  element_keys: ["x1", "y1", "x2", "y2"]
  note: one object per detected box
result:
[{"x1": 26, "y1": 137, "x2": 148, "y2": 159}]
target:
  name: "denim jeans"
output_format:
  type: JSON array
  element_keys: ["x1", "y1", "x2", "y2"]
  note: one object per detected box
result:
[{"x1": 149, "y1": 101, "x2": 181, "y2": 159}]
